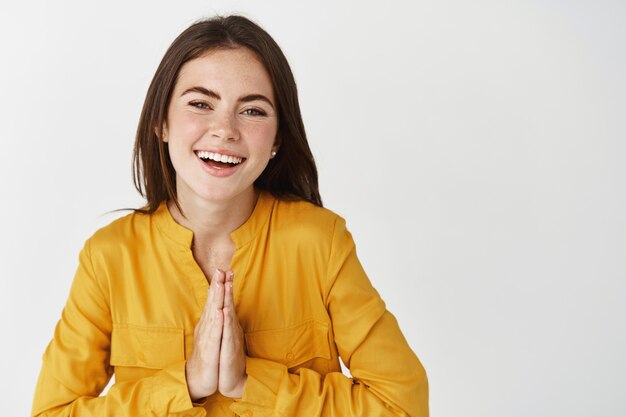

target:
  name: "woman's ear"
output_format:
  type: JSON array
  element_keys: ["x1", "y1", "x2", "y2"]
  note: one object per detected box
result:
[
  {"x1": 270, "y1": 141, "x2": 279, "y2": 159},
  {"x1": 271, "y1": 135, "x2": 280, "y2": 158},
  {"x1": 154, "y1": 124, "x2": 168, "y2": 142}
]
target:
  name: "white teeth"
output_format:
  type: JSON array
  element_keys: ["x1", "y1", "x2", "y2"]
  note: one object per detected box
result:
[{"x1": 196, "y1": 151, "x2": 243, "y2": 164}]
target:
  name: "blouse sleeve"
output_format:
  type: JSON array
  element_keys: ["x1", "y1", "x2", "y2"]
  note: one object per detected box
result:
[
  {"x1": 31, "y1": 239, "x2": 202, "y2": 417},
  {"x1": 229, "y1": 216, "x2": 429, "y2": 417}
]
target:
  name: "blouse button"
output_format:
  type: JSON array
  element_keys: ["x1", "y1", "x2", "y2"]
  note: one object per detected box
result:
[
  {"x1": 286, "y1": 352, "x2": 294, "y2": 362},
  {"x1": 138, "y1": 352, "x2": 146, "y2": 362}
]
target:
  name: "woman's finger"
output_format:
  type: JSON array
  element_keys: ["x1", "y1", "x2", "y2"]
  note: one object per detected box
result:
[
  {"x1": 203, "y1": 269, "x2": 225, "y2": 321},
  {"x1": 218, "y1": 274, "x2": 247, "y2": 398},
  {"x1": 223, "y1": 270, "x2": 235, "y2": 310},
  {"x1": 212, "y1": 269, "x2": 226, "y2": 306}
]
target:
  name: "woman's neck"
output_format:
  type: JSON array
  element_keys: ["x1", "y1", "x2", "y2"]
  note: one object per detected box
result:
[{"x1": 168, "y1": 187, "x2": 259, "y2": 246}]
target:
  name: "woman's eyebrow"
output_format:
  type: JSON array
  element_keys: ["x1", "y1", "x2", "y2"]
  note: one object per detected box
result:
[
  {"x1": 239, "y1": 94, "x2": 275, "y2": 110},
  {"x1": 181, "y1": 86, "x2": 274, "y2": 110},
  {"x1": 181, "y1": 86, "x2": 220, "y2": 99}
]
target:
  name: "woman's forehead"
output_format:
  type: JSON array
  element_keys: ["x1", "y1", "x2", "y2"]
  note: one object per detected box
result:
[{"x1": 175, "y1": 47, "x2": 274, "y2": 98}]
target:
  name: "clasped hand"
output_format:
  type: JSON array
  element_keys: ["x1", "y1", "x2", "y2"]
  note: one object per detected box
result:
[{"x1": 186, "y1": 269, "x2": 247, "y2": 401}]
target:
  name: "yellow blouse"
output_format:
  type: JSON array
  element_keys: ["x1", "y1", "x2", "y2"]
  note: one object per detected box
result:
[{"x1": 32, "y1": 191, "x2": 428, "y2": 416}]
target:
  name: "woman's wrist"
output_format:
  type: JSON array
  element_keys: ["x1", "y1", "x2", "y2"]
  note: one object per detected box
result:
[
  {"x1": 185, "y1": 361, "x2": 216, "y2": 401},
  {"x1": 223, "y1": 375, "x2": 248, "y2": 399}
]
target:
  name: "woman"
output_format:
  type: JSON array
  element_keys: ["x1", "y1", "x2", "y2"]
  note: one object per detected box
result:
[{"x1": 31, "y1": 15, "x2": 428, "y2": 417}]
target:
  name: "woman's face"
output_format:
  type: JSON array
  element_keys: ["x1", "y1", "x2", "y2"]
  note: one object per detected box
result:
[{"x1": 163, "y1": 47, "x2": 279, "y2": 205}]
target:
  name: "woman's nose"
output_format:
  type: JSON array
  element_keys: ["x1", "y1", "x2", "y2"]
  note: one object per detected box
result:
[{"x1": 209, "y1": 111, "x2": 239, "y2": 141}]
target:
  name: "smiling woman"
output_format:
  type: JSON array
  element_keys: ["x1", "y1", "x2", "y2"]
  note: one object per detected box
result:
[{"x1": 31, "y1": 14, "x2": 428, "y2": 417}]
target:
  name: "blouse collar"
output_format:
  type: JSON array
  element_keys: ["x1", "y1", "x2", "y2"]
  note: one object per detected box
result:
[{"x1": 153, "y1": 190, "x2": 275, "y2": 249}]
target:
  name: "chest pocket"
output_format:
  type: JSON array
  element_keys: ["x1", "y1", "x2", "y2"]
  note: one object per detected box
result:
[
  {"x1": 244, "y1": 320, "x2": 331, "y2": 373},
  {"x1": 110, "y1": 323, "x2": 185, "y2": 370}
]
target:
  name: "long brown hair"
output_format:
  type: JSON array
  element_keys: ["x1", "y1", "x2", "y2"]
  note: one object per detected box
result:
[{"x1": 133, "y1": 15, "x2": 322, "y2": 214}]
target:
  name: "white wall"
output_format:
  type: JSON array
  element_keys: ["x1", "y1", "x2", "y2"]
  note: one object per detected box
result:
[{"x1": 1, "y1": 1, "x2": 624, "y2": 416}]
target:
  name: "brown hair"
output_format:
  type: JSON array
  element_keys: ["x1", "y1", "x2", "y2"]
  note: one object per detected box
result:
[{"x1": 133, "y1": 15, "x2": 322, "y2": 214}]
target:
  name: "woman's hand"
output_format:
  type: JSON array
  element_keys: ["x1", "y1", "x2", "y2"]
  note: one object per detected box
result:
[
  {"x1": 185, "y1": 269, "x2": 226, "y2": 402},
  {"x1": 218, "y1": 271, "x2": 248, "y2": 398}
]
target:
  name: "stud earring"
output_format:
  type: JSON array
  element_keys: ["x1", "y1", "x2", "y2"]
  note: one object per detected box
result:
[{"x1": 271, "y1": 150, "x2": 277, "y2": 158}]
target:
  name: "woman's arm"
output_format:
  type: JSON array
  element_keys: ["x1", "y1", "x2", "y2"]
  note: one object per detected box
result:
[
  {"x1": 229, "y1": 216, "x2": 429, "y2": 417},
  {"x1": 31, "y1": 239, "x2": 202, "y2": 417}
]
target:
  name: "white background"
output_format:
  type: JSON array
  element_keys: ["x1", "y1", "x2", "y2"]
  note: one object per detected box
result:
[{"x1": 1, "y1": 1, "x2": 625, "y2": 416}]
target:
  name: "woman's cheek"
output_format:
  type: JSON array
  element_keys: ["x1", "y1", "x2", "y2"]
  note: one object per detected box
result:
[
  {"x1": 177, "y1": 113, "x2": 209, "y2": 138},
  {"x1": 245, "y1": 122, "x2": 278, "y2": 142}
]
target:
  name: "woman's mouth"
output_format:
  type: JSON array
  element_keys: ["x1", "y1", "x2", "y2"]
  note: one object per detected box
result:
[{"x1": 195, "y1": 150, "x2": 246, "y2": 170}]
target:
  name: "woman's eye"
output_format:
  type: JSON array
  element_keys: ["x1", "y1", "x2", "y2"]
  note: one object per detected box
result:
[
  {"x1": 189, "y1": 101, "x2": 210, "y2": 109},
  {"x1": 242, "y1": 108, "x2": 266, "y2": 116}
]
